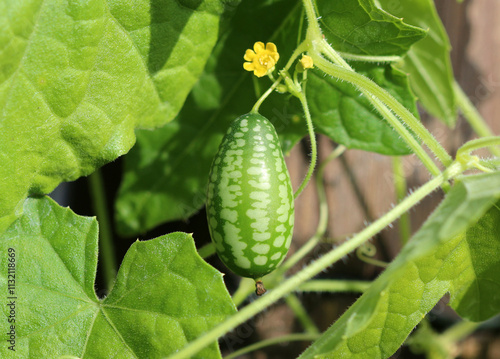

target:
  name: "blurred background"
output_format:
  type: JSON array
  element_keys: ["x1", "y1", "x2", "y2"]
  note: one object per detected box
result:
[{"x1": 50, "y1": 0, "x2": 500, "y2": 358}]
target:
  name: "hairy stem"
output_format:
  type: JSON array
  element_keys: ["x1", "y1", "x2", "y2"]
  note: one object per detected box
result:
[
  {"x1": 313, "y1": 55, "x2": 450, "y2": 176},
  {"x1": 336, "y1": 52, "x2": 402, "y2": 63},
  {"x1": 392, "y1": 156, "x2": 411, "y2": 245},
  {"x1": 457, "y1": 137, "x2": 500, "y2": 160}
]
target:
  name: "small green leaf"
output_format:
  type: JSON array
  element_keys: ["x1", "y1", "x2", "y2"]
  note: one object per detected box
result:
[
  {"x1": 0, "y1": 0, "x2": 226, "y2": 231},
  {"x1": 377, "y1": 0, "x2": 457, "y2": 125},
  {"x1": 0, "y1": 197, "x2": 235, "y2": 358},
  {"x1": 298, "y1": 172, "x2": 500, "y2": 359},
  {"x1": 316, "y1": 0, "x2": 427, "y2": 56}
]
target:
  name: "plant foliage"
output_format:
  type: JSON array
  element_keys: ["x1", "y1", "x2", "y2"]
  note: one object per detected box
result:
[{"x1": 0, "y1": 0, "x2": 499, "y2": 358}]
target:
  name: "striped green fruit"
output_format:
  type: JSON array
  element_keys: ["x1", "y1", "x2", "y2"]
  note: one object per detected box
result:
[{"x1": 206, "y1": 112, "x2": 295, "y2": 279}]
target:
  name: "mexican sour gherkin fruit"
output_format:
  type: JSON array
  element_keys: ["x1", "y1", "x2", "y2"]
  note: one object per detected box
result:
[{"x1": 206, "y1": 113, "x2": 295, "y2": 283}]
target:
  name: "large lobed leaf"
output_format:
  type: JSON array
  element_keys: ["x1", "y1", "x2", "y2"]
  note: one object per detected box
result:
[
  {"x1": 0, "y1": 0, "x2": 229, "y2": 231},
  {"x1": 0, "y1": 197, "x2": 236, "y2": 358},
  {"x1": 115, "y1": 0, "x2": 423, "y2": 235},
  {"x1": 298, "y1": 172, "x2": 500, "y2": 358}
]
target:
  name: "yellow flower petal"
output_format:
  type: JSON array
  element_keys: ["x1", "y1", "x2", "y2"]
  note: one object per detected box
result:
[
  {"x1": 243, "y1": 62, "x2": 255, "y2": 71},
  {"x1": 266, "y1": 42, "x2": 277, "y2": 53},
  {"x1": 244, "y1": 49, "x2": 256, "y2": 61},
  {"x1": 254, "y1": 67, "x2": 268, "y2": 77},
  {"x1": 253, "y1": 41, "x2": 265, "y2": 53}
]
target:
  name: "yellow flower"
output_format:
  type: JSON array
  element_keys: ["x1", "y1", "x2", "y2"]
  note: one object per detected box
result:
[
  {"x1": 243, "y1": 42, "x2": 280, "y2": 77},
  {"x1": 300, "y1": 55, "x2": 314, "y2": 69},
  {"x1": 296, "y1": 54, "x2": 314, "y2": 72}
]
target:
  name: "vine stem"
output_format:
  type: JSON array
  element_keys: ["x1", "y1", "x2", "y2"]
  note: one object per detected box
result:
[
  {"x1": 457, "y1": 137, "x2": 500, "y2": 160},
  {"x1": 285, "y1": 294, "x2": 320, "y2": 334},
  {"x1": 298, "y1": 279, "x2": 371, "y2": 293},
  {"x1": 197, "y1": 243, "x2": 215, "y2": 259},
  {"x1": 442, "y1": 320, "x2": 480, "y2": 343},
  {"x1": 302, "y1": 0, "x2": 322, "y2": 42},
  {"x1": 301, "y1": 0, "x2": 453, "y2": 173},
  {"x1": 453, "y1": 81, "x2": 500, "y2": 157},
  {"x1": 336, "y1": 52, "x2": 402, "y2": 63},
  {"x1": 456, "y1": 137, "x2": 500, "y2": 172},
  {"x1": 251, "y1": 77, "x2": 283, "y2": 113},
  {"x1": 231, "y1": 278, "x2": 255, "y2": 307},
  {"x1": 392, "y1": 156, "x2": 411, "y2": 245},
  {"x1": 167, "y1": 162, "x2": 465, "y2": 359},
  {"x1": 88, "y1": 170, "x2": 117, "y2": 291},
  {"x1": 356, "y1": 243, "x2": 389, "y2": 268},
  {"x1": 294, "y1": 91, "x2": 317, "y2": 198},
  {"x1": 223, "y1": 333, "x2": 319, "y2": 359}
]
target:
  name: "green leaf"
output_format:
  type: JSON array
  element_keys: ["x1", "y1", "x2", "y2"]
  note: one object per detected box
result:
[
  {"x1": 298, "y1": 172, "x2": 500, "y2": 359},
  {"x1": 115, "y1": 0, "x2": 422, "y2": 235},
  {"x1": 376, "y1": 0, "x2": 457, "y2": 125},
  {"x1": 0, "y1": 0, "x2": 226, "y2": 231},
  {"x1": 453, "y1": 199, "x2": 500, "y2": 321},
  {"x1": 317, "y1": 0, "x2": 427, "y2": 56},
  {"x1": 0, "y1": 197, "x2": 235, "y2": 358},
  {"x1": 307, "y1": 62, "x2": 417, "y2": 155}
]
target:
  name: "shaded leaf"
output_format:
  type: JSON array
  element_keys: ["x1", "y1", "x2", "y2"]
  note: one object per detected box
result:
[{"x1": 453, "y1": 199, "x2": 500, "y2": 321}]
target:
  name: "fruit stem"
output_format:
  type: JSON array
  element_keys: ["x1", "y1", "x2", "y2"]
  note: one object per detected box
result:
[{"x1": 251, "y1": 77, "x2": 283, "y2": 113}]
